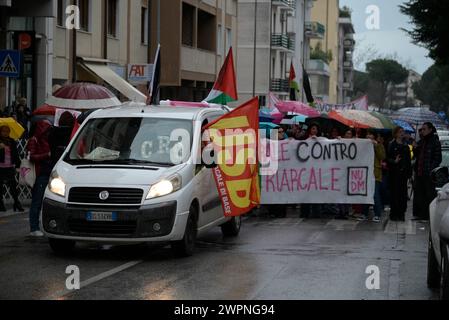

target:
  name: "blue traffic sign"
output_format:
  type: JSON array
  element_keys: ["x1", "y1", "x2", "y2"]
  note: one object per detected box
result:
[{"x1": 0, "y1": 50, "x2": 21, "y2": 78}]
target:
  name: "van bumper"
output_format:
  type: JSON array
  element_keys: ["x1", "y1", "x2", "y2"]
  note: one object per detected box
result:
[{"x1": 42, "y1": 198, "x2": 188, "y2": 243}]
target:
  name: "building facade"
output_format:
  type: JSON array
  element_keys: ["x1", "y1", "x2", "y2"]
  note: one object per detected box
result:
[
  {"x1": 237, "y1": 0, "x2": 315, "y2": 106},
  {"x1": 0, "y1": 0, "x2": 55, "y2": 112},
  {"x1": 338, "y1": 9, "x2": 355, "y2": 104},
  {"x1": 309, "y1": 0, "x2": 339, "y2": 103},
  {"x1": 157, "y1": 0, "x2": 238, "y2": 102},
  {"x1": 1, "y1": 0, "x2": 239, "y2": 110},
  {"x1": 390, "y1": 69, "x2": 422, "y2": 109}
]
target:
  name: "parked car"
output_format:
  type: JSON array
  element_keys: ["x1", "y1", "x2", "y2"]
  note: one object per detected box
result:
[
  {"x1": 41, "y1": 104, "x2": 241, "y2": 257},
  {"x1": 427, "y1": 166, "x2": 449, "y2": 299}
]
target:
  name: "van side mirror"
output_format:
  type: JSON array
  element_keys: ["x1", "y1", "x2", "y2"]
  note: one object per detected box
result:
[{"x1": 431, "y1": 167, "x2": 449, "y2": 189}]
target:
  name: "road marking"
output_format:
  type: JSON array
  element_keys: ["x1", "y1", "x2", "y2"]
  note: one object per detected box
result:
[
  {"x1": 44, "y1": 260, "x2": 143, "y2": 300},
  {"x1": 267, "y1": 218, "x2": 304, "y2": 226}
]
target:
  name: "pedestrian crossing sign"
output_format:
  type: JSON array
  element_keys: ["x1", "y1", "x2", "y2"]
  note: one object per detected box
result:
[{"x1": 0, "y1": 50, "x2": 21, "y2": 78}]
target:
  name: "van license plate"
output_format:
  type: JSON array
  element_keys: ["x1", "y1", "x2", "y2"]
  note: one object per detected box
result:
[{"x1": 86, "y1": 212, "x2": 117, "y2": 222}]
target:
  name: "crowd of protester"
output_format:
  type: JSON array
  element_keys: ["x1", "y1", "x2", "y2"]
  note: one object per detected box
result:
[{"x1": 259, "y1": 120, "x2": 442, "y2": 223}]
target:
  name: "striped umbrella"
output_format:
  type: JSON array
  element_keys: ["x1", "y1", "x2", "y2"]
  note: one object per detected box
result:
[
  {"x1": 328, "y1": 110, "x2": 384, "y2": 129},
  {"x1": 369, "y1": 111, "x2": 396, "y2": 130},
  {"x1": 390, "y1": 107, "x2": 448, "y2": 130}
]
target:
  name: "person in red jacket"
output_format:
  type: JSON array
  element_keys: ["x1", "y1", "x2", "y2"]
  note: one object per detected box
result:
[{"x1": 27, "y1": 120, "x2": 52, "y2": 237}]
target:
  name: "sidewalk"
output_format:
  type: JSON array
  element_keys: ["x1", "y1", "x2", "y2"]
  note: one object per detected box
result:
[{"x1": 0, "y1": 199, "x2": 31, "y2": 219}]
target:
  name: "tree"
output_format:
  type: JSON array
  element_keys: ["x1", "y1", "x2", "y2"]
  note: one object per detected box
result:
[
  {"x1": 366, "y1": 59, "x2": 409, "y2": 109},
  {"x1": 412, "y1": 63, "x2": 449, "y2": 113},
  {"x1": 400, "y1": 0, "x2": 449, "y2": 64},
  {"x1": 310, "y1": 42, "x2": 333, "y2": 64}
]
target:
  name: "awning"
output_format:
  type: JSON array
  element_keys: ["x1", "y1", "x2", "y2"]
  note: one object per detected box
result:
[{"x1": 78, "y1": 58, "x2": 147, "y2": 104}]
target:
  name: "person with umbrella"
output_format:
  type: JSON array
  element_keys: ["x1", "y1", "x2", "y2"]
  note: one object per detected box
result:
[{"x1": 0, "y1": 125, "x2": 24, "y2": 212}]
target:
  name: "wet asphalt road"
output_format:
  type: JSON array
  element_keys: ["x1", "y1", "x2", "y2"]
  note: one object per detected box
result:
[{"x1": 0, "y1": 204, "x2": 439, "y2": 300}]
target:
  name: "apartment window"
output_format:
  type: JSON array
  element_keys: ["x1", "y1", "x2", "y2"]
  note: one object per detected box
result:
[
  {"x1": 197, "y1": 10, "x2": 216, "y2": 52},
  {"x1": 182, "y1": 3, "x2": 194, "y2": 46},
  {"x1": 225, "y1": 28, "x2": 232, "y2": 53},
  {"x1": 141, "y1": 6, "x2": 149, "y2": 44},
  {"x1": 107, "y1": 0, "x2": 118, "y2": 37},
  {"x1": 57, "y1": 0, "x2": 65, "y2": 27},
  {"x1": 77, "y1": 0, "x2": 90, "y2": 31}
]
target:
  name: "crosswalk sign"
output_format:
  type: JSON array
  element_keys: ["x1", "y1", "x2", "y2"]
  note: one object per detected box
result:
[{"x1": 0, "y1": 50, "x2": 21, "y2": 78}]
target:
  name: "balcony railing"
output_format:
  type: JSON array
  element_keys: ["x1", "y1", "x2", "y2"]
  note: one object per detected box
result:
[
  {"x1": 343, "y1": 61, "x2": 353, "y2": 70},
  {"x1": 305, "y1": 21, "x2": 325, "y2": 39},
  {"x1": 271, "y1": 34, "x2": 295, "y2": 51},
  {"x1": 343, "y1": 38, "x2": 355, "y2": 49},
  {"x1": 307, "y1": 59, "x2": 330, "y2": 76},
  {"x1": 272, "y1": 0, "x2": 296, "y2": 10},
  {"x1": 271, "y1": 78, "x2": 290, "y2": 93}
]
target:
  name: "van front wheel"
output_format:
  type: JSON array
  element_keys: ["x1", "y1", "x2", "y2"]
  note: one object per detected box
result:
[
  {"x1": 171, "y1": 206, "x2": 197, "y2": 257},
  {"x1": 221, "y1": 216, "x2": 242, "y2": 237}
]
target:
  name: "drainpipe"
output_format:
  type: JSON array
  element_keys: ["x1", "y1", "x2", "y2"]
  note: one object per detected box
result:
[{"x1": 252, "y1": 0, "x2": 257, "y2": 98}]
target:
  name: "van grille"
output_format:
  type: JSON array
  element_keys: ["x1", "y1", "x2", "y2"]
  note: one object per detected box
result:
[
  {"x1": 68, "y1": 188, "x2": 144, "y2": 205},
  {"x1": 68, "y1": 219, "x2": 137, "y2": 236}
]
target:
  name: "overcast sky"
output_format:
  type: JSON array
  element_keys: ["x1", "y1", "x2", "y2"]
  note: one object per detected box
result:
[{"x1": 339, "y1": 0, "x2": 434, "y2": 74}]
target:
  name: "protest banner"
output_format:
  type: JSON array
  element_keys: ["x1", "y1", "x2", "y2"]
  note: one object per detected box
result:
[
  {"x1": 316, "y1": 95, "x2": 368, "y2": 112},
  {"x1": 261, "y1": 138, "x2": 375, "y2": 204},
  {"x1": 203, "y1": 97, "x2": 260, "y2": 217}
]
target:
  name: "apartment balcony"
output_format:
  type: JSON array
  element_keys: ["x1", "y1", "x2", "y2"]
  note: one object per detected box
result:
[
  {"x1": 305, "y1": 21, "x2": 325, "y2": 39},
  {"x1": 271, "y1": 78, "x2": 289, "y2": 93},
  {"x1": 343, "y1": 82, "x2": 353, "y2": 90},
  {"x1": 181, "y1": 46, "x2": 216, "y2": 77},
  {"x1": 307, "y1": 59, "x2": 330, "y2": 77},
  {"x1": 343, "y1": 38, "x2": 355, "y2": 50},
  {"x1": 343, "y1": 61, "x2": 353, "y2": 70},
  {"x1": 271, "y1": 34, "x2": 295, "y2": 52},
  {"x1": 272, "y1": 0, "x2": 296, "y2": 11}
]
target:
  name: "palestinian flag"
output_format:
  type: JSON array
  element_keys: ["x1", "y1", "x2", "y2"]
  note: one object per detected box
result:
[
  {"x1": 289, "y1": 62, "x2": 299, "y2": 101},
  {"x1": 204, "y1": 47, "x2": 238, "y2": 105}
]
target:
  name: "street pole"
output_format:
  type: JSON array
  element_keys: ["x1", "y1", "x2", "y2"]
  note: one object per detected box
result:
[
  {"x1": 71, "y1": 0, "x2": 77, "y2": 83},
  {"x1": 252, "y1": 0, "x2": 258, "y2": 98},
  {"x1": 157, "y1": 0, "x2": 160, "y2": 45}
]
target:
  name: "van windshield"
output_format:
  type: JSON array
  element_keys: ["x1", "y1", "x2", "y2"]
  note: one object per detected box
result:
[{"x1": 65, "y1": 117, "x2": 193, "y2": 166}]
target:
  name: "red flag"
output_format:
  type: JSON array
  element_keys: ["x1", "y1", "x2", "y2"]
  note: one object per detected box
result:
[{"x1": 203, "y1": 97, "x2": 260, "y2": 217}]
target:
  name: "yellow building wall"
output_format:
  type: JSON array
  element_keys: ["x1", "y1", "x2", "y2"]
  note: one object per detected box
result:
[{"x1": 310, "y1": 0, "x2": 340, "y2": 104}]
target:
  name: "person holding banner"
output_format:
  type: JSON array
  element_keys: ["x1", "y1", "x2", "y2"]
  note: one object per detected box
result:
[
  {"x1": 387, "y1": 127, "x2": 412, "y2": 222},
  {"x1": 300, "y1": 123, "x2": 322, "y2": 219}
]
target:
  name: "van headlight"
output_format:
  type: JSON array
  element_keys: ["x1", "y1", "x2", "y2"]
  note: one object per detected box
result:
[
  {"x1": 146, "y1": 175, "x2": 182, "y2": 199},
  {"x1": 48, "y1": 171, "x2": 66, "y2": 197}
]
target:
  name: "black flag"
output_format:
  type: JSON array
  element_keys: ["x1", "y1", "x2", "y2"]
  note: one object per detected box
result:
[
  {"x1": 302, "y1": 64, "x2": 314, "y2": 103},
  {"x1": 147, "y1": 44, "x2": 161, "y2": 105}
]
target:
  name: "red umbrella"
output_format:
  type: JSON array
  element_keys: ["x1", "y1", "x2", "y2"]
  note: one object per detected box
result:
[
  {"x1": 45, "y1": 82, "x2": 121, "y2": 110},
  {"x1": 276, "y1": 101, "x2": 321, "y2": 117},
  {"x1": 33, "y1": 104, "x2": 56, "y2": 116}
]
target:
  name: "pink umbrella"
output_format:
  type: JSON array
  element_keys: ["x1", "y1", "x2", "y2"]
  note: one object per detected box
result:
[
  {"x1": 276, "y1": 101, "x2": 321, "y2": 117},
  {"x1": 45, "y1": 82, "x2": 121, "y2": 110}
]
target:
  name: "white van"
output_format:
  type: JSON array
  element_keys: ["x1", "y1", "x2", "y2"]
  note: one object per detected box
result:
[{"x1": 41, "y1": 104, "x2": 241, "y2": 257}]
